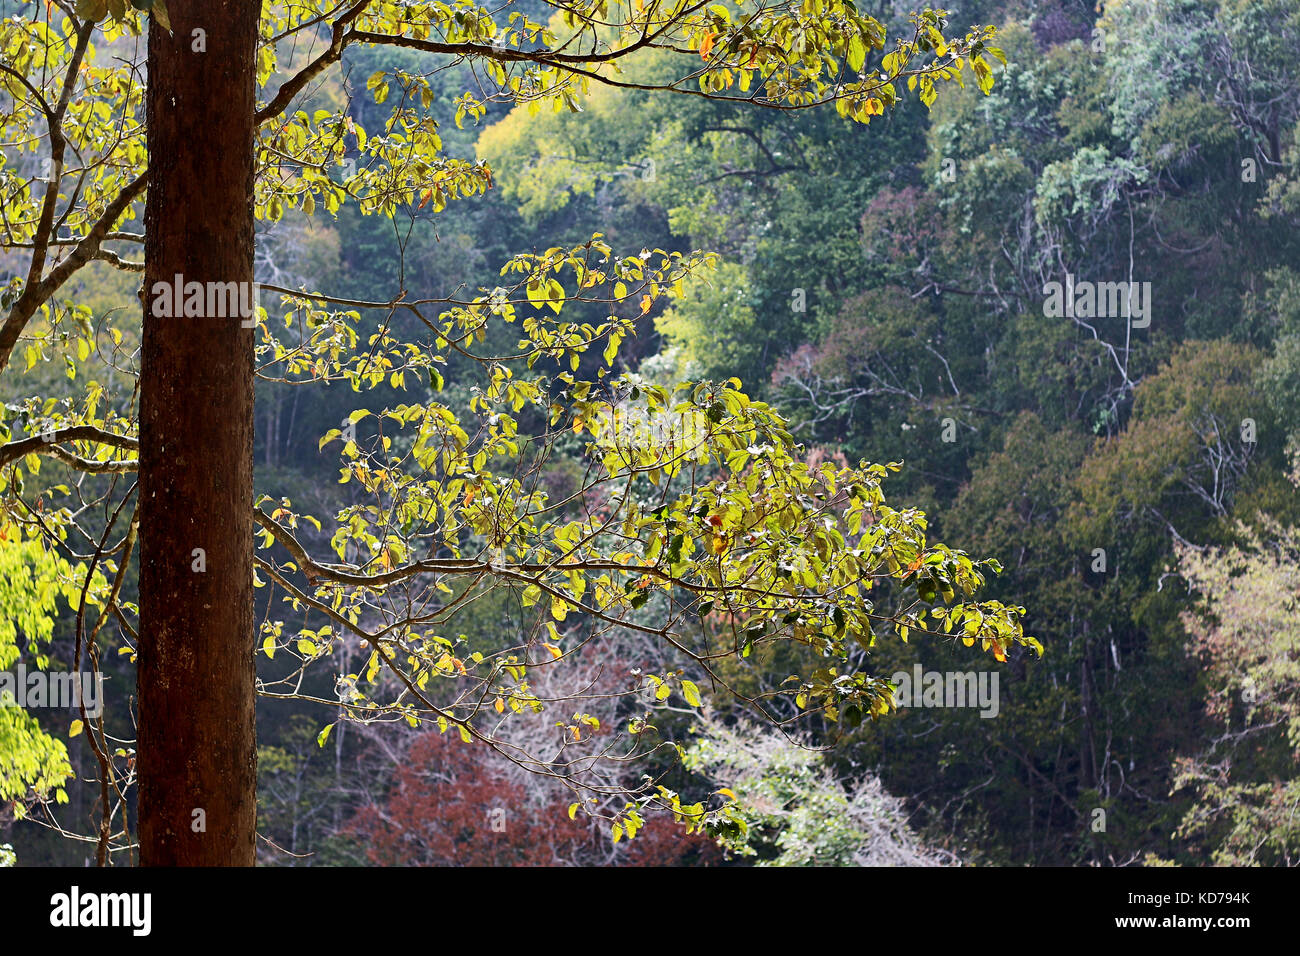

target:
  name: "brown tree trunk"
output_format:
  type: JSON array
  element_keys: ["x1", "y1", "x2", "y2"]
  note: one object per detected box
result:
[{"x1": 137, "y1": 1, "x2": 260, "y2": 866}]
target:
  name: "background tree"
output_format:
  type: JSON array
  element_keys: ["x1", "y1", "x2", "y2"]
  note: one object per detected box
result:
[{"x1": 1171, "y1": 516, "x2": 1300, "y2": 866}]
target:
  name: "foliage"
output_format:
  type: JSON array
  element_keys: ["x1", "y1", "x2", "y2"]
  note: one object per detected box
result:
[
  {"x1": 346, "y1": 729, "x2": 720, "y2": 866},
  {"x1": 683, "y1": 716, "x2": 955, "y2": 865},
  {"x1": 4, "y1": 0, "x2": 1296, "y2": 868},
  {"x1": 0, "y1": 518, "x2": 84, "y2": 807},
  {"x1": 1172, "y1": 517, "x2": 1300, "y2": 865}
]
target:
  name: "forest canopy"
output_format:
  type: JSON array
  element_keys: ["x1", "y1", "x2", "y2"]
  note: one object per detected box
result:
[{"x1": 0, "y1": 0, "x2": 1296, "y2": 869}]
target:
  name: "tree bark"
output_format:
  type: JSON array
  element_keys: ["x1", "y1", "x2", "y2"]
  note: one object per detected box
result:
[{"x1": 137, "y1": 1, "x2": 260, "y2": 866}]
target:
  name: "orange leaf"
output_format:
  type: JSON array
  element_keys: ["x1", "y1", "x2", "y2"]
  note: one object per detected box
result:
[
  {"x1": 699, "y1": 31, "x2": 716, "y2": 59},
  {"x1": 639, "y1": 294, "x2": 653, "y2": 315}
]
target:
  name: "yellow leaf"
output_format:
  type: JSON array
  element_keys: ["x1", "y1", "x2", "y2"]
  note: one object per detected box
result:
[{"x1": 681, "y1": 680, "x2": 703, "y2": 707}]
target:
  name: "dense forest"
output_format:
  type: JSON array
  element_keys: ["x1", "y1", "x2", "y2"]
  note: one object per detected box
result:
[{"x1": 1, "y1": 0, "x2": 1299, "y2": 869}]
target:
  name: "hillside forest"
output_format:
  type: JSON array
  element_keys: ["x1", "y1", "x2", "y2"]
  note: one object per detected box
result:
[{"x1": 2, "y1": 0, "x2": 1299, "y2": 868}]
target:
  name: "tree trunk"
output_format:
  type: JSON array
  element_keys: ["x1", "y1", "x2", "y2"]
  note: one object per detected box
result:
[{"x1": 137, "y1": 1, "x2": 260, "y2": 866}]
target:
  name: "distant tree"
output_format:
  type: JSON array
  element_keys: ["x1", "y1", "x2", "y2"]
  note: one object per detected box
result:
[
  {"x1": 683, "y1": 715, "x2": 955, "y2": 866},
  {"x1": 347, "y1": 729, "x2": 721, "y2": 866},
  {"x1": 1171, "y1": 516, "x2": 1300, "y2": 865}
]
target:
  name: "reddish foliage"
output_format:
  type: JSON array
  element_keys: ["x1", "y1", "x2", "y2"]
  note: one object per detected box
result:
[
  {"x1": 346, "y1": 731, "x2": 723, "y2": 866},
  {"x1": 1031, "y1": 7, "x2": 1092, "y2": 49},
  {"x1": 859, "y1": 186, "x2": 943, "y2": 269}
]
